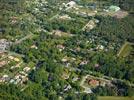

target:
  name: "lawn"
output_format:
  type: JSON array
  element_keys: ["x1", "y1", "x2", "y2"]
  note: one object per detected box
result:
[
  {"x1": 117, "y1": 42, "x2": 134, "y2": 57},
  {"x1": 98, "y1": 96, "x2": 134, "y2": 100}
]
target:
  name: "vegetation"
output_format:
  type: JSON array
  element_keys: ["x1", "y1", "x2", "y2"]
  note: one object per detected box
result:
[
  {"x1": 98, "y1": 96, "x2": 134, "y2": 100},
  {"x1": 118, "y1": 42, "x2": 134, "y2": 58},
  {"x1": 0, "y1": 0, "x2": 134, "y2": 100}
]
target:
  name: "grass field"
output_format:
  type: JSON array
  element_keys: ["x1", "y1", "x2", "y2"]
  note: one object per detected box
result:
[
  {"x1": 98, "y1": 96, "x2": 134, "y2": 100},
  {"x1": 117, "y1": 42, "x2": 134, "y2": 57}
]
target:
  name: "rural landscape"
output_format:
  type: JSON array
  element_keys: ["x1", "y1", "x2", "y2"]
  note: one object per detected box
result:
[{"x1": 0, "y1": 0, "x2": 134, "y2": 100}]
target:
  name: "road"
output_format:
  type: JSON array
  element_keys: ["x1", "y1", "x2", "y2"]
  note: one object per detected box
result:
[
  {"x1": 82, "y1": 20, "x2": 90, "y2": 31},
  {"x1": 49, "y1": 14, "x2": 59, "y2": 21},
  {"x1": 65, "y1": 66, "x2": 134, "y2": 87},
  {"x1": 4, "y1": 50, "x2": 25, "y2": 58},
  {"x1": 14, "y1": 33, "x2": 34, "y2": 45},
  {"x1": 8, "y1": 51, "x2": 25, "y2": 57}
]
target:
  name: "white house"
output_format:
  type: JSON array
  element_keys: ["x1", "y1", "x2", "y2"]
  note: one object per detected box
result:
[{"x1": 66, "y1": 1, "x2": 76, "y2": 7}]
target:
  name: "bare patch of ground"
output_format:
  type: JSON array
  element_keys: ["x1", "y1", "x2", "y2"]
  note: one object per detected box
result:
[{"x1": 112, "y1": 10, "x2": 128, "y2": 19}]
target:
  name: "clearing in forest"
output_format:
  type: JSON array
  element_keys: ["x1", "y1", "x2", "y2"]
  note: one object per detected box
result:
[{"x1": 117, "y1": 42, "x2": 134, "y2": 57}]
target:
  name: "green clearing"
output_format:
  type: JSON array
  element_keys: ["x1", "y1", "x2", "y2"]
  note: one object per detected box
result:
[
  {"x1": 118, "y1": 42, "x2": 134, "y2": 57},
  {"x1": 98, "y1": 96, "x2": 134, "y2": 100}
]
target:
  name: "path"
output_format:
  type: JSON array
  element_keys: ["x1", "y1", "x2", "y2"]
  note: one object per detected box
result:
[
  {"x1": 67, "y1": 66, "x2": 134, "y2": 87},
  {"x1": 14, "y1": 33, "x2": 34, "y2": 45},
  {"x1": 49, "y1": 14, "x2": 59, "y2": 21}
]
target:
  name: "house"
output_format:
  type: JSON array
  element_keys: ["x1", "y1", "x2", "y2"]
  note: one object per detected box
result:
[
  {"x1": 23, "y1": 67, "x2": 31, "y2": 72},
  {"x1": 82, "y1": 20, "x2": 96, "y2": 31},
  {"x1": 84, "y1": 88, "x2": 92, "y2": 94},
  {"x1": 3, "y1": 75, "x2": 8, "y2": 78},
  {"x1": 10, "y1": 17, "x2": 18, "y2": 24},
  {"x1": 10, "y1": 79, "x2": 15, "y2": 83},
  {"x1": 16, "y1": 78, "x2": 21, "y2": 84},
  {"x1": 94, "y1": 64, "x2": 100, "y2": 68},
  {"x1": 94, "y1": 19, "x2": 99, "y2": 23},
  {"x1": 0, "y1": 39, "x2": 10, "y2": 53},
  {"x1": 30, "y1": 45, "x2": 38, "y2": 49},
  {"x1": 65, "y1": 1, "x2": 76, "y2": 10},
  {"x1": 0, "y1": 78, "x2": 4, "y2": 83},
  {"x1": 99, "y1": 81, "x2": 106, "y2": 87},
  {"x1": 14, "y1": 73, "x2": 28, "y2": 84},
  {"x1": 65, "y1": 63, "x2": 70, "y2": 67},
  {"x1": 64, "y1": 84, "x2": 72, "y2": 91},
  {"x1": 62, "y1": 73, "x2": 70, "y2": 79},
  {"x1": 66, "y1": 1, "x2": 76, "y2": 7},
  {"x1": 8, "y1": 56, "x2": 20, "y2": 62},
  {"x1": 2, "y1": 75, "x2": 10, "y2": 82},
  {"x1": 15, "y1": 74, "x2": 21, "y2": 80},
  {"x1": 14, "y1": 57, "x2": 20, "y2": 62},
  {"x1": 57, "y1": 44, "x2": 65, "y2": 51},
  {"x1": 21, "y1": 77, "x2": 28, "y2": 84},
  {"x1": 0, "y1": 52, "x2": 7, "y2": 58},
  {"x1": 96, "y1": 45, "x2": 104, "y2": 50},
  {"x1": 0, "y1": 60, "x2": 7, "y2": 67},
  {"x1": 80, "y1": 60, "x2": 88, "y2": 66},
  {"x1": 62, "y1": 57, "x2": 68, "y2": 62},
  {"x1": 88, "y1": 79, "x2": 99, "y2": 87},
  {"x1": 19, "y1": 71, "x2": 27, "y2": 76},
  {"x1": 72, "y1": 77, "x2": 79, "y2": 82},
  {"x1": 71, "y1": 57, "x2": 76, "y2": 61},
  {"x1": 58, "y1": 15, "x2": 71, "y2": 20},
  {"x1": 8, "y1": 56, "x2": 14, "y2": 60},
  {"x1": 108, "y1": 5, "x2": 120, "y2": 12},
  {"x1": 53, "y1": 30, "x2": 62, "y2": 37}
]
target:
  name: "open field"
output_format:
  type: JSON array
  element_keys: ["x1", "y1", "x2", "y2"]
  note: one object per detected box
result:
[
  {"x1": 117, "y1": 42, "x2": 134, "y2": 57},
  {"x1": 98, "y1": 96, "x2": 134, "y2": 100}
]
